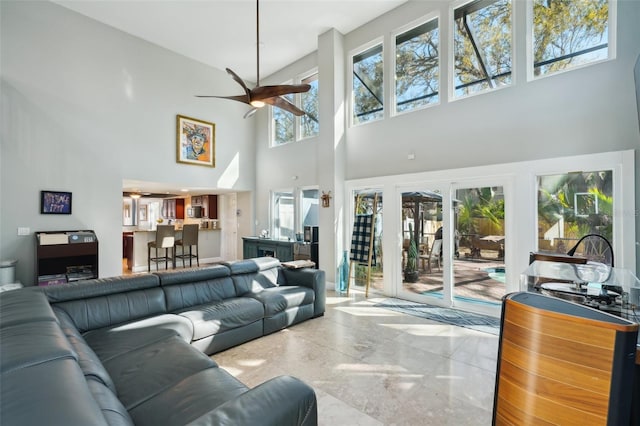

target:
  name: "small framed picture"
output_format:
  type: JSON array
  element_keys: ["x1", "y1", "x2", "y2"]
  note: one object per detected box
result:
[
  {"x1": 41, "y1": 190, "x2": 72, "y2": 215},
  {"x1": 177, "y1": 115, "x2": 215, "y2": 167}
]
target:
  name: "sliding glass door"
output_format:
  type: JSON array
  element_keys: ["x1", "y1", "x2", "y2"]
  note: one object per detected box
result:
[
  {"x1": 452, "y1": 185, "x2": 506, "y2": 307},
  {"x1": 397, "y1": 180, "x2": 508, "y2": 314},
  {"x1": 401, "y1": 189, "x2": 445, "y2": 300}
]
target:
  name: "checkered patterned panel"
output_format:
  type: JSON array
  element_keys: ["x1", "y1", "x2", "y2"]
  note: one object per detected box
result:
[{"x1": 350, "y1": 214, "x2": 376, "y2": 265}]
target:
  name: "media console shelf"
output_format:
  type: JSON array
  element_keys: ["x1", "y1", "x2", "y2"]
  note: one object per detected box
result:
[{"x1": 36, "y1": 230, "x2": 98, "y2": 285}]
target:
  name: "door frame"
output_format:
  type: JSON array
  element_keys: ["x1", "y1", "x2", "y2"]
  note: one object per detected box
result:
[{"x1": 344, "y1": 150, "x2": 635, "y2": 317}]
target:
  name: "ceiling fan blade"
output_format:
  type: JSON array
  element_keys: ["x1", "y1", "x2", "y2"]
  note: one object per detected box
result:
[
  {"x1": 263, "y1": 96, "x2": 306, "y2": 116},
  {"x1": 195, "y1": 94, "x2": 250, "y2": 104},
  {"x1": 243, "y1": 108, "x2": 258, "y2": 119},
  {"x1": 226, "y1": 68, "x2": 250, "y2": 95},
  {"x1": 251, "y1": 84, "x2": 311, "y2": 101}
]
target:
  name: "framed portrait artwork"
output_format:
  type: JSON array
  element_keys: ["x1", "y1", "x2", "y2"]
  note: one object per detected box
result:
[
  {"x1": 41, "y1": 190, "x2": 72, "y2": 214},
  {"x1": 177, "y1": 115, "x2": 215, "y2": 167}
]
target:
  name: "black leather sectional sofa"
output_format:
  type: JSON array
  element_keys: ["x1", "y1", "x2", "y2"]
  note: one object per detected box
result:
[{"x1": 0, "y1": 257, "x2": 325, "y2": 426}]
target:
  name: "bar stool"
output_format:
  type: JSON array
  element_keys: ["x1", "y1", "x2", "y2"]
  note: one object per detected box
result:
[
  {"x1": 148, "y1": 225, "x2": 175, "y2": 271},
  {"x1": 175, "y1": 224, "x2": 199, "y2": 268}
]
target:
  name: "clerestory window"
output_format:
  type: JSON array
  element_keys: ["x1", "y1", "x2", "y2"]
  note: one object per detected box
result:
[
  {"x1": 531, "y1": 0, "x2": 611, "y2": 78},
  {"x1": 271, "y1": 71, "x2": 319, "y2": 147},
  {"x1": 272, "y1": 91, "x2": 295, "y2": 146},
  {"x1": 452, "y1": 0, "x2": 513, "y2": 99},
  {"x1": 352, "y1": 42, "x2": 384, "y2": 124},
  {"x1": 395, "y1": 17, "x2": 440, "y2": 114},
  {"x1": 300, "y1": 72, "x2": 319, "y2": 139}
]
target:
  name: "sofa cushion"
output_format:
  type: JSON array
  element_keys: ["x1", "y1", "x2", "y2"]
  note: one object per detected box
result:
[
  {"x1": 100, "y1": 335, "x2": 218, "y2": 411},
  {"x1": 84, "y1": 314, "x2": 194, "y2": 362},
  {"x1": 249, "y1": 286, "x2": 315, "y2": 317},
  {"x1": 51, "y1": 286, "x2": 168, "y2": 333},
  {"x1": 42, "y1": 274, "x2": 160, "y2": 301},
  {"x1": 0, "y1": 288, "x2": 57, "y2": 327},
  {"x1": 156, "y1": 266, "x2": 238, "y2": 312},
  {"x1": 0, "y1": 321, "x2": 76, "y2": 375},
  {"x1": 190, "y1": 320, "x2": 264, "y2": 355},
  {"x1": 184, "y1": 375, "x2": 318, "y2": 426},
  {"x1": 128, "y1": 367, "x2": 249, "y2": 426},
  {"x1": 87, "y1": 378, "x2": 135, "y2": 426},
  {"x1": 224, "y1": 258, "x2": 282, "y2": 295},
  {"x1": 281, "y1": 268, "x2": 326, "y2": 317},
  {"x1": 1, "y1": 358, "x2": 109, "y2": 426},
  {"x1": 263, "y1": 305, "x2": 315, "y2": 335},
  {"x1": 53, "y1": 307, "x2": 117, "y2": 393},
  {"x1": 176, "y1": 297, "x2": 264, "y2": 340}
]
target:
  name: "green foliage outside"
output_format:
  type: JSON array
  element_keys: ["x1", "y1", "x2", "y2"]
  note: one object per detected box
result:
[
  {"x1": 405, "y1": 223, "x2": 418, "y2": 272},
  {"x1": 457, "y1": 187, "x2": 504, "y2": 237},
  {"x1": 538, "y1": 171, "x2": 613, "y2": 242},
  {"x1": 355, "y1": 0, "x2": 609, "y2": 119}
]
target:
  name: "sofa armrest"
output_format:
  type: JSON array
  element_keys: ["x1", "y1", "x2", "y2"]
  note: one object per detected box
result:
[
  {"x1": 280, "y1": 268, "x2": 325, "y2": 317},
  {"x1": 186, "y1": 375, "x2": 317, "y2": 426}
]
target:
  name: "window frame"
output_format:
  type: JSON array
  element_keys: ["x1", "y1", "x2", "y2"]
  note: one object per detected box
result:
[
  {"x1": 448, "y1": 0, "x2": 516, "y2": 102},
  {"x1": 269, "y1": 68, "x2": 319, "y2": 148},
  {"x1": 269, "y1": 80, "x2": 296, "y2": 147},
  {"x1": 392, "y1": 12, "x2": 441, "y2": 117},
  {"x1": 526, "y1": 0, "x2": 617, "y2": 82},
  {"x1": 298, "y1": 70, "x2": 319, "y2": 141},
  {"x1": 270, "y1": 189, "x2": 295, "y2": 239},
  {"x1": 270, "y1": 186, "x2": 319, "y2": 238},
  {"x1": 349, "y1": 37, "x2": 385, "y2": 127},
  {"x1": 344, "y1": 150, "x2": 635, "y2": 315}
]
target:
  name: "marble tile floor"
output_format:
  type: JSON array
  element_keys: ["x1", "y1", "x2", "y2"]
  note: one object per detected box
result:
[{"x1": 213, "y1": 290, "x2": 500, "y2": 425}]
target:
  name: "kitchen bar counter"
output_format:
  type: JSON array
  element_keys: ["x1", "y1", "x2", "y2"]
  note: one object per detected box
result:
[{"x1": 124, "y1": 228, "x2": 221, "y2": 272}]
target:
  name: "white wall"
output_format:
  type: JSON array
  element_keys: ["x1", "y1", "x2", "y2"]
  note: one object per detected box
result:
[{"x1": 0, "y1": 1, "x2": 256, "y2": 285}]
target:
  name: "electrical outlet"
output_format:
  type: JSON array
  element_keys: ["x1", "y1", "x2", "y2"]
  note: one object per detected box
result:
[{"x1": 17, "y1": 227, "x2": 30, "y2": 236}]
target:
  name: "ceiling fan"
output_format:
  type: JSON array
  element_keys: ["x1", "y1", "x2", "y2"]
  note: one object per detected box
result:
[{"x1": 196, "y1": 0, "x2": 311, "y2": 119}]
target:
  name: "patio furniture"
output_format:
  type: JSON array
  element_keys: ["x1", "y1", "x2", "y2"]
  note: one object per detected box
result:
[{"x1": 420, "y1": 239, "x2": 442, "y2": 273}]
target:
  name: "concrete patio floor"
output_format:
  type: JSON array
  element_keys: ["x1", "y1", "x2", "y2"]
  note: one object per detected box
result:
[{"x1": 351, "y1": 250, "x2": 506, "y2": 305}]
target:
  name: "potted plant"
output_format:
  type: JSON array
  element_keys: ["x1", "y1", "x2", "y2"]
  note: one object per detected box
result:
[{"x1": 404, "y1": 223, "x2": 419, "y2": 282}]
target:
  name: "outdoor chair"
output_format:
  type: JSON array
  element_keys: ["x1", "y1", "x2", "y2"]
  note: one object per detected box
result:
[{"x1": 421, "y1": 239, "x2": 442, "y2": 273}]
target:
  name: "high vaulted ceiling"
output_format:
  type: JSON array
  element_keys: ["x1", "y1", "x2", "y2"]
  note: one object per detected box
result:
[
  {"x1": 54, "y1": 0, "x2": 408, "y2": 83},
  {"x1": 52, "y1": 0, "x2": 408, "y2": 197}
]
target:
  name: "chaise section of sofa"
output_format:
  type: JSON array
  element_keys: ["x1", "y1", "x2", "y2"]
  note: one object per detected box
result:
[
  {"x1": 154, "y1": 264, "x2": 265, "y2": 354},
  {"x1": 223, "y1": 257, "x2": 326, "y2": 335}
]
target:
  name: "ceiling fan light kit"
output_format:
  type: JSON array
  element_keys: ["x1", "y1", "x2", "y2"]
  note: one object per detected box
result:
[{"x1": 196, "y1": 0, "x2": 310, "y2": 118}]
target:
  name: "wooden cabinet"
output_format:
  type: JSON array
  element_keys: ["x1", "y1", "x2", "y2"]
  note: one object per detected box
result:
[
  {"x1": 206, "y1": 195, "x2": 218, "y2": 219},
  {"x1": 242, "y1": 238, "x2": 294, "y2": 262},
  {"x1": 123, "y1": 232, "x2": 134, "y2": 271},
  {"x1": 162, "y1": 199, "x2": 185, "y2": 219},
  {"x1": 190, "y1": 195, "x2": 216, "y2": 218},
  {"x1": 176, "y1": 199, "x2": 185, "y2": 219},
  {"x1": 243, "y1": 240, "x2": 258, "y2": 259},
  {"x1": 36, "y1": 230, "x2": 98, "y2": 285}
]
